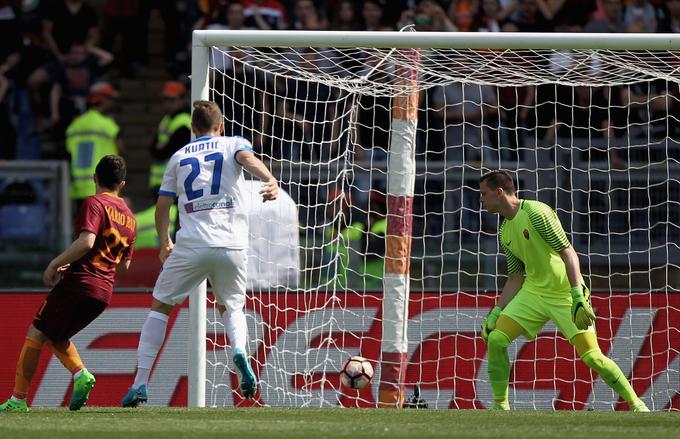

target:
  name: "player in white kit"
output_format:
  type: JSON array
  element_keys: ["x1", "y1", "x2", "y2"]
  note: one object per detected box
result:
[{"x1": 121, "y1": 100, "x2": 278, "y2": 406}]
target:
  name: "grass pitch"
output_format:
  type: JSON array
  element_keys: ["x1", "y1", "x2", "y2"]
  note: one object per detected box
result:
[{"x1": 0, "y1": 407, "x2": 677, "y2": 439}]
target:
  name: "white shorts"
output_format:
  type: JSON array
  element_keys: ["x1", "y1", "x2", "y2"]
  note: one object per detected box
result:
[{"x1": 153, "y1": 245, "x2": 248, "y2": 314}]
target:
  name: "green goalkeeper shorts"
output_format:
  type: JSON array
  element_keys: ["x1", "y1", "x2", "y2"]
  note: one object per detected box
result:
[{"x1": 500, "y1": 288, "x2": 595, "y2": 341}]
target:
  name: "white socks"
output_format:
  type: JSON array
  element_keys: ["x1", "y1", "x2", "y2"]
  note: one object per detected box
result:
[
  {"x1": 222, "y1": 308, "x2": 247, "y2": 354},
  {"x1": 133, "y1": 310, "x2": 169, "y2": 388}
]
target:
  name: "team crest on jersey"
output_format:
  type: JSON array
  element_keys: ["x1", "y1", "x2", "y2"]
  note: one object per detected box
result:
[{"x1": 523, "y1": 229, "x2": 530, "y2": 240}]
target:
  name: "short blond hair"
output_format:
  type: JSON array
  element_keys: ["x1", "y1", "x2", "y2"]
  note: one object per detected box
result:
[{"x1": 192, "y1": 100, "x2": 222, "y2": 133}]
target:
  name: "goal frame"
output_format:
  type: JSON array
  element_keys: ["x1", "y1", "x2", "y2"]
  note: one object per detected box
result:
[{"x1": 188, "y1": 29, "x2": 680, "y2": 408}]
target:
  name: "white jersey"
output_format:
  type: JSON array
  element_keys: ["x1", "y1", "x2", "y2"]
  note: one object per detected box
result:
[{"x1": 159, "y1": 135, "x2": 252, "y2": 248}]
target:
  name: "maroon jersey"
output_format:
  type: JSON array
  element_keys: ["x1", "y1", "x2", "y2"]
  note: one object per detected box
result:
[{"x1": 64, "y1": 193, "x2": 137, "y2": 303}]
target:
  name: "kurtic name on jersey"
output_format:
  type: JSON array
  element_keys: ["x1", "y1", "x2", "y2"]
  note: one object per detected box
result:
[{"x1": 183, "y1": 140, "x2": 221, "y2": 154}]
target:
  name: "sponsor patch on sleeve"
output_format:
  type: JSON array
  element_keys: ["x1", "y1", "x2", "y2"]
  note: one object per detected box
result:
[{"x1": 184, "y1": 197, "x2": 236, "y2": 213}]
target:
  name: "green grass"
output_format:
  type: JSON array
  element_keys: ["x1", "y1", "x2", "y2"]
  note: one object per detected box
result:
[{"x1": 0, "y1": 407, "x2": 677, "y2": 439}]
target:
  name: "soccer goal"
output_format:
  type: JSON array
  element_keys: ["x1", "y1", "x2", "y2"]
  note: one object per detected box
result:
[{"x1": 190, "y1": 30, "x2": 680, "y2": 410}]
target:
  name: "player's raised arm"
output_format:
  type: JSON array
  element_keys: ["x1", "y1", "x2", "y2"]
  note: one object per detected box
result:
[
  {"x1": 43, "y1": 231, "x2": 97, "y2": 288},
  {"x1": 235, "y1": 149, "x2": 279, "y2": 202}
]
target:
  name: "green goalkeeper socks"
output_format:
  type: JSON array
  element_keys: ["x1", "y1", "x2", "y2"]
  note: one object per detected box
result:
[
  {"x1": 581, "y1": 349, "x2": 638, "y2": 404},
  {"x1": 487, "y1": 329, "x2": 512, "y2": 403}
]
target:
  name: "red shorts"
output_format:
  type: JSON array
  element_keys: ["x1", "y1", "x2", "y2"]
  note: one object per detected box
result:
[{"x1": 32, "y1": 281, "x2": 108, "y2": 342}]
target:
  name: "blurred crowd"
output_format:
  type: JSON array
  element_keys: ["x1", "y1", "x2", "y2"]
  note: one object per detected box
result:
[
  {"x1": 0, "y1": 0, "x2": 677, "y2": 289},
  {"x1": 0, "y1": 0, "x2": 678, "y2": 246},
  {"x1": 0, "y1": 0, "x2": 677, "y2": 162}
]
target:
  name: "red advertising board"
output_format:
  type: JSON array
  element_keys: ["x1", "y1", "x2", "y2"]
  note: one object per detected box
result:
[{"x1": 0, "y1": 291, "x2": 678, "y2": 410}]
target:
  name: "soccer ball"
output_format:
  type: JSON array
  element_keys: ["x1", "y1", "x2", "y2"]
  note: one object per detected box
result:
[{"x1": 340, "y1": 356, "x2": 374, "y2": 390}]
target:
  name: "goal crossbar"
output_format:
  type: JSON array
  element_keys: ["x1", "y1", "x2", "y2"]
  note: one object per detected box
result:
[{"x1": 193, "y1": 30, "x2": 680, "y2": 51}]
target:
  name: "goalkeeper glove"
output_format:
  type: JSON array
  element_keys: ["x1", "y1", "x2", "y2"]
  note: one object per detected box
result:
[
  {"x1": 570, "y1": 284, "x2": 596, "y2": 330},
  {"x1": 481, "y1": 306, "x2": 502, "y2": 343}
]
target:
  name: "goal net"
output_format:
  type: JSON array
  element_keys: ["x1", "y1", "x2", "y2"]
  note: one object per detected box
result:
[{"x1": 191, "y1": 30, "x2": 680, "y2": 410}]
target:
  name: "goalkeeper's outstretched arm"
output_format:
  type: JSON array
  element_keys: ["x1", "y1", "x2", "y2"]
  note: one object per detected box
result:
[{"x1": 559, "y1": 246, "x2": 584, "y2": 288}]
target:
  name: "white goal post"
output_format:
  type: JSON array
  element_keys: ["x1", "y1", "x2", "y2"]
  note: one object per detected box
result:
[{"x1": 189, "y1": 30, "x2": 680, "y2": 409}]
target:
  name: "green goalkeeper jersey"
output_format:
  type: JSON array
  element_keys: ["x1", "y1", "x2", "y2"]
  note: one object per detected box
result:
[{"x1": 499, "y1": 199, "x2": 572, "y2": 297}]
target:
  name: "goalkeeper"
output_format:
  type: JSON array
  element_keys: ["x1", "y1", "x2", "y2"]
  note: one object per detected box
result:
[{"x1": 478, "y1": 170, "x2": 649, "y2": 412}]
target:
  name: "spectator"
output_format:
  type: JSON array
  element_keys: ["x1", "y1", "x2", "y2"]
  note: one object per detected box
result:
[
  {"x1": 330, "y1": 0, "x2": 359, "y2": 31},
  {"x1": 361, "y1": 0, "x2": 392, "y2": 31},
  {"x1": 381, "y1": 0, "x2": 414, "y2": 28},
  {"x1": 7, "y1": 27, "x2": 46, "y2": 160},
  {"x1": 496, "y1": 83, "x2": 536, "y2": 162},
  {"x1": 431, "y1": 81, "x2": 499, "y2": 163},
  {"x1": 584, "y1": 0, "x2": 625, "y2": 32},
  {"x1": 656, "y1": 0, "x2": 680, "y2": 32},
  {"x1": 65, "y1": 82, "x2": 123, "y2": 212},
  {"x1": 355, "y1": 92, "x2": 390, "y2": 163},
  {"x1": 359, "y1": 190, "x2": 387, "y2": 288},
  {"x1": 220, "y1": 0, "x2": 251, "y2": 29},
  {"x1": 411, "y1": 0, "x2": 458, "y2": 32},
  {"x1": 397, "y1": 6, "x2": 416, "y2": 29},
  {"x1": 619, "y1": 78, "x2": 673, "y2": 142},
  {"x1": 0, "y1": 1, "x2": 21, "y2": 79},
  {"x1": 101, "y1": 0, "x2": 144, "y2": 78},
  {"x1": 289, "y1": 0, "x2": 327, "y2": 30},
  {"x1": 0, "y1": 70, "x2": 15, "y2": 159},
  {"x1": 544, "y1": 84, "x2": 626, "y2": 168},
  {"x1": 549, "y1": 0, "x2": 596, "y2": 27},
  {"x1": 623, "y1": 0, "x2": 656, "y2": 32},
  {"x1": 447, "y1": 0, "x2": 478, "y2": 31},
  {"x1": 203, "y1": 2, "x2": 254, "y2": 72},
  {"x1": 485, "y1": 42, "x2": 537, "y2": 160},
  {"x1": 543, "y1": 85, "x2": 613, "y2": 159},
  {"x1": 426, "y1": 79, "x2": 500, "y2": 243},
  {"x1": 242, "y1": 0, "x2": 288, "y2": 30},
  {"x1": 503, "y1": 0, "x2": 554, "y2": 31},
  {"x1": 41, "y1": 0, "x2": 99, "y2": 63},
  {"x1": 138, "y1": 0, "x2": 185, "y2": 78},
  {"x1": 321, "y1": 189, "x2": 365, "y2": 290},
  {"x1": 194, "y1": 0, "x2": 230, "y2": 29},
  {"x1": 148, "y1": 81, "x2": 191, "y2": 196},
  {"x1": 216, "y1": 48, "x2": 268, "y2": 150},
  {"x1": 0, "y1": 0, "x2": 21, "y2": 159},
  {"x1": 48, "y1": 42, "x2": 114, "y2": 145},
  {"x1": 201, "y1": 0, "x2": 253, "y2": 30},
  {"x1": 270, "y1": 49, "x2": 335, "y2": 162},
  {"x1": 494, "y1": 0, "x2": 566, "y2": 23},
  {"x1": 471, "y1": 0, "x2": 504, "y2": 32}
]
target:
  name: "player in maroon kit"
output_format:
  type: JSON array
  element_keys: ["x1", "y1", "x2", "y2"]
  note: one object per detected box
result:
[{"x1": 0, "y1": 155, "x2": 136, "y2": 412}]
